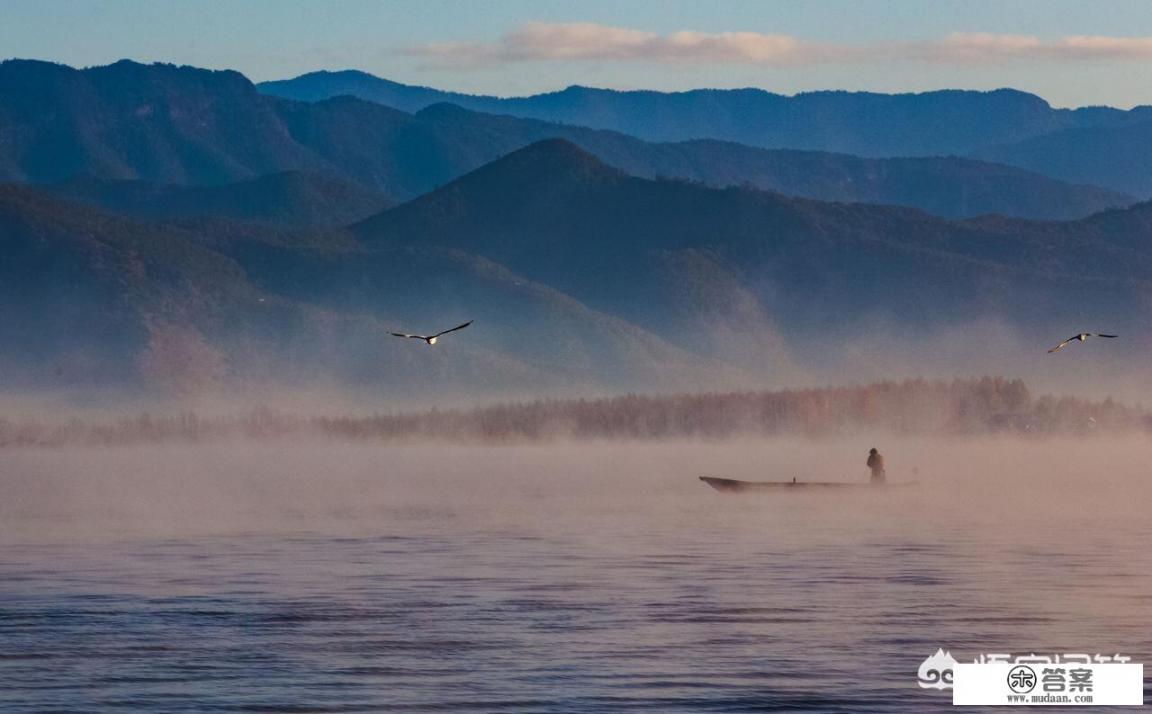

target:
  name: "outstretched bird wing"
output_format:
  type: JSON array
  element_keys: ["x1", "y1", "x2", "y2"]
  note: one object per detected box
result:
[
  {"x1": 432, "y1": 320, "x2": 473, "y2": 338},
  {"x1": 1048, "y1": 333, "x2": 1119, "y2": 352},
  {"x1": 390, "y1": 332, "x2": 427, "y2": 340}
]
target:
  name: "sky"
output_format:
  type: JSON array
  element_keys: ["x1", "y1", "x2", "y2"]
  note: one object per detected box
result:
[{"x1": 3, "y1": 0, "x2": 1152, "y2": 107}]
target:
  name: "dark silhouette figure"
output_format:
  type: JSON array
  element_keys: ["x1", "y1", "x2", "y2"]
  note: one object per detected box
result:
[{"x1": 867, "y1": 447, "x2": 886, "y2": 484}]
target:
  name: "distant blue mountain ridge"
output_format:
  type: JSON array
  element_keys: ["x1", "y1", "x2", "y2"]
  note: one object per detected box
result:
[
  {"x1": 259, "y1": 69, "x2": 1152, "y2": 195},
  {"x1": 0, "y1": 59, "x2": 1139, "y2": 219}
]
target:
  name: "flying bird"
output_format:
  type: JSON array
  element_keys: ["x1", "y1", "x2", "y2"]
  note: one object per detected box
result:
[
  {"x1": 390, "y1": 320, "x2": 473, "y2": 345},
  {"x1": 1047, "y1": 333, "x2": 1118, "y2": 353}
]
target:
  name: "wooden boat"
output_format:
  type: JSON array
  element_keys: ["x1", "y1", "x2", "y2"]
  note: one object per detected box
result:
[{"x1": 699, "y1": 476, "x2": 914, "y2": 493}]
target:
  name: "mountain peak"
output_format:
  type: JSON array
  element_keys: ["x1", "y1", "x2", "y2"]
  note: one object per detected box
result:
[
  {"x1": 0, "y1": 58, "x2": 257, "y2": 97},
  {"x1": 414, "y1": 102, "x2": 475, "y2": 119},
  {"x1": 468, "y1": 138, "x2": 621, "y2": 180},
  {"x1": 85, "y1": 59, "x2": 255, "y2": 90},
  {"x1": 352, "y1": 138, "x2": 623, "y2": 237},
  {"x1": 0, "y1": 58, "x2": 74, "y2": 72}
]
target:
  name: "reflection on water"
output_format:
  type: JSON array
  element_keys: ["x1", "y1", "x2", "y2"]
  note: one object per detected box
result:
[{"x1": 1, "y1": 440, "x2": 1150, "y2": 711}]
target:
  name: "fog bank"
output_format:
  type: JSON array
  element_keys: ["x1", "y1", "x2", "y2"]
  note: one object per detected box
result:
[{"x1": 3, "y1": 436, "x2": 1150, "y2": 545}]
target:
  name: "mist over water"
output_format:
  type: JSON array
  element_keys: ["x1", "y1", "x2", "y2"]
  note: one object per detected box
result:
[{"x1": 2, "y1": 436, "x2": 1150, "y2": 711}]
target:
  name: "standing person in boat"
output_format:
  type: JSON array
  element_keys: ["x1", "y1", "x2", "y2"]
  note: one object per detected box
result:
[{"x1": 867, "y1": 448, "x2": 886, "y2": 484}]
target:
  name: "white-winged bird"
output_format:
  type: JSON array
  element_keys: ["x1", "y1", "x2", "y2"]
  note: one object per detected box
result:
[
  {"x1": 1047, "y1": 333, "x2": 1118, "y2": 353},
  {"x1": 390, "y1": 320, "x2": 473, "y2": 346}
]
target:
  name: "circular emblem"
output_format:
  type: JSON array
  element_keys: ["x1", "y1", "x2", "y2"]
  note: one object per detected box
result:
[{"x1": 1007, "y1": 665, "x2": 1037, "y2": 694}]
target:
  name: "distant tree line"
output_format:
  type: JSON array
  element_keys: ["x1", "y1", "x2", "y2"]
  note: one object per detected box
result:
[{"x1": 0, "y1": 377, "x2": 1144, "y2": 448}]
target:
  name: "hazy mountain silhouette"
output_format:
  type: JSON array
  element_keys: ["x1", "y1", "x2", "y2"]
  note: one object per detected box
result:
[
  {"x1": 395, "y1": 103, "x2": 1133, "y2": 220},
  {"x1": 45, "y1": 171, "x2": 392, "y2": 227},
  {"x1": 354, "y1": 140, "x2": 1152, "y2": 345},
  {"x1": 5, "y1": 56, "x2": 1152, "y2": 397},
  {"x1": 0, "y1": 59, "x2": 329, "y2": 185},
  {"x1": 0, "y1": 183, "x2": 724, "y2": 395},
  {"x1": 0, "y1": 59, "x2": 1132, "y2": 220},
  {"x1": 976, "y1": 119, "x2": 1152, "y2": 196},
  {"x1": 4, "y1": 140, "x2": 1152, "y2": 395},
  {"x1": 259, "y1": 70, "x2": 1152, "y2": 157},
  {"x1": 258, "y1": 70, "x2": 485, "y2": 113},
  {"x1": 0, "y1": 183, "x2": 263, "y2": 389}
]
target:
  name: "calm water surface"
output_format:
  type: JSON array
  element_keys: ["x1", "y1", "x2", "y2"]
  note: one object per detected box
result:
[{"x1": 1, "y1": 440, "x2": 1149, "y2": 712}]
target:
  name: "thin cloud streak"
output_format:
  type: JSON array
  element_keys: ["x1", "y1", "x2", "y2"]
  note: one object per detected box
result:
[
  {"x1": 408, "y1": 22, "x2": 1152, "y2": 68},
  {"x1": 934, "y1": 33, "x2": 1152, "y2": 61}
]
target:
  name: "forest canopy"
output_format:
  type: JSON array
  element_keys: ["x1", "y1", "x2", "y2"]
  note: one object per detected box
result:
[{"x1": 0, "y1": 377, "x2": 1143, "y2": 448}]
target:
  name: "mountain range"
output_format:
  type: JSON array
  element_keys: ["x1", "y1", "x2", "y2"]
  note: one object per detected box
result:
[
  {"x1": 2, "y1": 58, "x2": 1151, "y2": 397},
  {"x1": 43, "y1": 171, "x2": 392, "y2": 227},
  {"x1": 0, "y1": 180, "x2": 719, "y2": 396},
  {"x1": 260, "y1": 69, "x2": 1152, "y2": 197},
  {"x1": 4, "y1": 138, "x2": 1150, "y2": 396},
  {"x1": 0, "y1": 59, "x2": 1134, "y2": 220},
  {"x1": 354, "y1": 140, "x2": 1151, "y2": 343},
  {"x1": 972, "y1": 119, "x2": 1152, "y2": 196}
]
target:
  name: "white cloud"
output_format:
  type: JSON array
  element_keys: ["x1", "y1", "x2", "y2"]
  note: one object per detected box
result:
[
  {"x1": 407, "y1": 22, "x2": 1152, "y2": 67},
  {"x1": 1044, "y1": 34, "x2": 1152, "y2": 58},
  {"x1": 410, "y1": 22, "x2": 819, "y2": 66},
  {"x1": 935, "y1": 32, "x2": 1152, "y2": 61},
  {"x1": 503, "y1": 22, "x2": 658, "y2": 60}
]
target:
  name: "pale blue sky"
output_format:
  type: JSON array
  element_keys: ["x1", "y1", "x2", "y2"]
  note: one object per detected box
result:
[{"x1": 3, "y1": 0, "x2": 1151, "y2": 107}]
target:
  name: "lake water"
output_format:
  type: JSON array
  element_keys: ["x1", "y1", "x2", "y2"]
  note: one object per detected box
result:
[{"x1": 1, "y1": 439, "x2": 1149, "y2": 711}]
